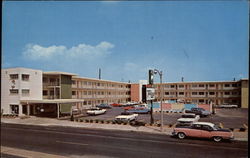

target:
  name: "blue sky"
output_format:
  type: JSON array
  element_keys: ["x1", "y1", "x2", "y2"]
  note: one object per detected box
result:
[{"x1": 2, "y1": 1, "x2": 249, "y2": 83}]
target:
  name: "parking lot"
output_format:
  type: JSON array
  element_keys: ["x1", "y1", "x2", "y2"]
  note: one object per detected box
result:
[{"x1": 79, "y1": 107, "x2": 248, "y2": 129}]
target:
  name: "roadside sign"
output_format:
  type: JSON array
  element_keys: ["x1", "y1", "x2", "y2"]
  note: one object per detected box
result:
[{"x1": 146, "y1": 88, "x2": 155, "y2": 100}]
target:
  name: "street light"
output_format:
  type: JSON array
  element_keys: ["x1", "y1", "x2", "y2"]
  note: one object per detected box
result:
[{"x1": 154, "y1": 69, "x2": 164, "y2": 132}]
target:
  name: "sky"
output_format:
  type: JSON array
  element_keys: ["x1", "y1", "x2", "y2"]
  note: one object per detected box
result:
[{"x1": 2, "y1": 1, "x2": 249, "y2": 83}]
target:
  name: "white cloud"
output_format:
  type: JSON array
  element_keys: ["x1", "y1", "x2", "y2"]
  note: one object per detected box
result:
[{"x1": 23, "y1": 41, "x2": 114, "y2": 60}]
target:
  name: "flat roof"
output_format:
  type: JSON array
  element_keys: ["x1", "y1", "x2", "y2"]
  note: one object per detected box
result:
[
  {"x1": 72, "y1": 76, "x2": 130, "y2": 84},
  {"x1": 43, "y1": 71, "x2": 77, "y2": 76},
  {"x1": 20, "y1": 99, "x2": 84, "y2": 104}
]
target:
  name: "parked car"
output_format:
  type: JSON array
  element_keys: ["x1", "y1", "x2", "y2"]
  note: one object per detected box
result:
[
  {"x1": 111, "y1": 103, "x2": 123, "y2": 107},
  {"x1": 185, "y1": 107, "x2": 211, "y2": 117},
  {"x1": 218, "y1": 104, "x2": 238, "y2": 108},
  {"x1": 177, "y1": 113, "x2": 200, "y2": 124},
  {"x1": 115, "y1": 114, "x2": 138, "y2": 123},
  {"x1": 122, "y1": 107, "x2": 150, "y2": 114},
  {"x1": 96, "y1": 103, "x2": 112, "y2": 109},
  {"x1": 172, "y1": 122, "x2": 234, "y2": 142},
  {"x1": 86, "y1": 108, "x2": 106, "y2": 115},
  {"x1": 123, "y1": 103, "x2": 148, "y2": 110}
]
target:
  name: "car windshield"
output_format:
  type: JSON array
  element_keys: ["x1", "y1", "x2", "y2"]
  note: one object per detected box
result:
[{"x1": 213, "y1": 125, "x2": 221, "y2": 130}]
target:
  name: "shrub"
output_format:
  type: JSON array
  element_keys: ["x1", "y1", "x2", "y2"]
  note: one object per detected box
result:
[
  {"x1": 106, "y1": 120, "x2": 110, "y2": 124},
  {"x1": 169, "y1": 124, "x2": 172, "y2": 128},
  {"x1": 95, "y1": 120, "x2": 99, "y2": 123},
  {"x1": 112, "y1": 120, "x2": 116, "y2": 124},
  {"x1": 80, "y1": 119, "x2": 83, "y2": 122},
  {"x1": 239, "y1": 128, "x2": 246, "y2": 132},
  {"x1": 85, "y1": 119, "x2": 89, "y2": 123},
  {"x1": 89, "y1": 120, "x2": 93, "y2": 123},
  {"x1": 101, "y1": 120, "x2": 104, "y2": 124}
]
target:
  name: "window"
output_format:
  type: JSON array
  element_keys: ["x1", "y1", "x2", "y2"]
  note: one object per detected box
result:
[
  {"x1": 22, "y1": 89, "x2": 30, "y2": 95},
  {"x1": 10, "y1": 74, "x2": 18, "y2": 80},
  {"x1": 192, "y1": 92, "x2": 197, "y2": 95},
  {"x1": 224, "y1": 92, "x2": 230, "y2": 95},
  {"x1": 22, "y1": 74, "x2": 29, "y2": 81},
  {"x1": 192, "y1": 124, "x2": 202, "y2": 129},
  {"x1": 88, "y1": 91, "x2": 92, "y2": 95},
  {"x1": 209, "y1": 92, "x2": 215, "y2": 95},
  {"x1": 199, "y1": 84, "x2": 204, "y2": 87},
  {"x1": 209, "y1": 84, "x2": 215, "y2": 87},
  {"x1": 164, "y1": 85, "x2": 170, "y2": 88},
  {"x1": 192, "y1": 84, "x2": 197, "y2": 88},
  {"x1": 199, "y1": 99, "x2": 204, "y2": 103},
  {"x1": 232, "y1": 84, "x2": 237, "y2": 87},
  {"x1": 170, "y1": 85, "x2": 175, "y2": 88},
  {"x1": 50, "y1": 78, "x2": 56, "y2": 82},
  {"x1": 43, "y1": 77, "x2": 48, "y2": 83},
  {"x1": 165, "y1": 92, "x2": 169, "y2": 95},
  {"x1": 202, "y1": 125, "x2": 213, "y2": 131},
  {"x1": 72, "y1": 91, "x2": 76, "y2": 95},
  {"x1": 72, "y1": 80, "x2": 76, "y2": 85},
  {"x1": 178, "y1": 85, "x2": 184, "y2": 88},
  {"x1": 43, "y1": 90, "x2": 48, "y2": 96},
  {"x1": 224, "y1": 84, "x2": 230, "y2": 87},
  {"x1": 199, "y1": 92, "x2": 204, "y2": 95},
  {"x1": 232, "y1": 92, "x2": 238, "y2": 95},
  {"x1": 97, "y1": 83, "x2": 100, "y2": 86},
  {"x1": 10, "y1": 89, "x2": 18, "y2": 94},
  {"x1": 179, "y1": 92, "x2": 184, "y2": 95}
]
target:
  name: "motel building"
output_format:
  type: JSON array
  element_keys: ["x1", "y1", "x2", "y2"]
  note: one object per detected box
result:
[{"x1": 1, "y1": 67, "x2": 249, "y2": 118}]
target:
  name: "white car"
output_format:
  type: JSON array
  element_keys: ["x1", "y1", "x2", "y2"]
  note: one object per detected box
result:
[
  {"x1": 86, "y1": 108, "x2": 106, "y2": 115},
  {"x1": 115, "y1": 114, "x2": 138, "y2": 123},
  {"x1": 177, "y1": 113, "x2": 200, "y2": 124},
  {"x1": 219, "y1": 104, "x2": 238, "y2": 108}
]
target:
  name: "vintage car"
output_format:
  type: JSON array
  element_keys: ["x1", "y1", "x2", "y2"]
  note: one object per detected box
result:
[
  {"x1": 86, "y1": 108, "x2": 106, "y2": 115},
  {"x1": 177, "y1": 113, "x2": 200, "y2": 124},
  {"x1": 122, "y1": 107, "x2": 150, "y2": 114},
  {"x1": 172, "y1": 122, "x2": 234, "y2": 142},
  {"x1": 110, "y1": 103, "x2": 123, "y2": 107},
  {"x1": 115, "y1": 113, "x2": 138, "y2": 123},
  {"x1": 185, "y1": 107, "x2": 211, "y2": 117},
  {"x1": 218, "y1": 104, "x2": 238, "y2": 108},
  {"x1": 96, "y1": 103, "x2": 112, "y2": 109}
]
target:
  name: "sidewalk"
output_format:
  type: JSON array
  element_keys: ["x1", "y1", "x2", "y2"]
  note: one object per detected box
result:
[{"x1": 1, "y1": 117, "x2": 248, "y2": 141}]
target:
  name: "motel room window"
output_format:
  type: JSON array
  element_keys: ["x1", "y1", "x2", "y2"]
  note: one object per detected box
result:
[
  {"x1": 199, "y1": 92, "x2": 204, "y2": 95},
  {"x1": 199, "y1": 84, "x2": 205, "y2": 87},
  {"x1": 43, "y1": 90, "x2": 48, "y2": 96},
  {"x1": 72, "y1": 80, "x2": 76, "y2": 85},
  {"x1": 209, "y1": 84, "x2": 215, "y2": 87},
  {"x1": 224, "y1": 84, "x2": 230, "y2": 87},
  {"x1": 224, "y1": 92, "x2": 230, "y2": 95},
  {"x1": 10, "y1": 74, "x2": 18, "y2": 80},
  {"x1": 43, "y1": 77, "x2": 48, "y2": 83},
  {"x1": 165, "y1": 92, "x2": 169, "y2": 95},
  {"x1": 170, "y1": 85, "x2": 175, "y2": 88},
  {"x1": 232, "y1": 91, "x2": 238, "y2": 95},
  {"x1": 22, "y1": 89, "x2": 30, "y2": 96},
  {"x1": 232, "y1": 84, "x2": 237, "y2": 87},
  {"x1": 192, "y1": 92, "x2": 198, "y2": 95},
  {"x1": 178, "y1": 85, "x2": 184, "y2": 88},
  {"x1": 22, "y1": 74, "x2": 30, "y2": 81},
  {"x1": 192, "y1": 84, "x2": 197, "y2": 88},
  {"x1": 179, "y1": 92, "x2": 184, "y2": 95},
  {"x1": 209, "y1": 92, "x2": 215, "y2": 95},
  {"x1": 10, "y1": 89, "x2": 18, "y2": 94},
  {"x1": 72, "y1": 91, "x2": 76, "y2": 95}
]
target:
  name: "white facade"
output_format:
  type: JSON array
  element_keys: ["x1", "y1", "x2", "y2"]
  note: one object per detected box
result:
[{"x1": 1, "y1": 68, "x2": 43, "y2": 115}]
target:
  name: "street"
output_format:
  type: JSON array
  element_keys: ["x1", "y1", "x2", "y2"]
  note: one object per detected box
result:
[{"x1": 1, "y1": 123, "x2": 248, "y2": 158}]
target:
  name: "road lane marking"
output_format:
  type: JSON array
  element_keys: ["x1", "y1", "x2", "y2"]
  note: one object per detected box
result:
[
  {"x1": 3, "y1": 126, "x2": 247, "y2": 151},
  {"x1": 56, "y1": 140, "x2": 89, "y2": 146},
  {"x1": 1, "y1": 146, "x2": 67, "y2": 158}
]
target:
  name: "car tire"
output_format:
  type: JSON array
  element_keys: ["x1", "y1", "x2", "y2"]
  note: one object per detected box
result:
[
  {"x1": 177, "y1": 132, "x2": 186, "y2": 139},
  {"x1": 213, "y1": 136, "x2": 222, "y2": 142}
]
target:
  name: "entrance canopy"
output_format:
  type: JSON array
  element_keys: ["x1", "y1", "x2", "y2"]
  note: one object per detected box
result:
[
  {"x1": 20, "y1": 99, "x2": 85, "y2": 118},
  {"x1": 20, "y1": 99, "x2": 85, "y2": 104}
]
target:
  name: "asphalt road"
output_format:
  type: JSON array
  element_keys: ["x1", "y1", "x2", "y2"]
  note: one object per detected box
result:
[{"x1": 1, "y1": 123, "x2": 248, "y2": 158}]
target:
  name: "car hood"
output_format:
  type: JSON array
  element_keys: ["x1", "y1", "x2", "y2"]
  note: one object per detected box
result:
[{"x1": 216, "y1": 128, "x2": 231, "y2": 132}]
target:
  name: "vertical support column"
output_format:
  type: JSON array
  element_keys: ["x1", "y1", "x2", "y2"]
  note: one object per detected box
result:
[
  {"x1": 27, "y1": 103, "x2": 30, "y2": 116},
  {"x1": 19, "y1": 104, "x2": 23, "y2": 116},
  {"x1": 57, "y1": 103, "x2": 60, "y2": 119}
]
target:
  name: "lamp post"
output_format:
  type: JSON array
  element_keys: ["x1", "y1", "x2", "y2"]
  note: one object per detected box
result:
[{"x1": 154, "y1": 69, "x2": 163, "y2": 132}]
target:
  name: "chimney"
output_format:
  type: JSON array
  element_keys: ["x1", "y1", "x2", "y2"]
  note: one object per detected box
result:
[{"x1": 99, "y1": 68, "x2": 101, "y2": 79}]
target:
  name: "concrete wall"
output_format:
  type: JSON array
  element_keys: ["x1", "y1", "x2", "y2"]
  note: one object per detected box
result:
[
  {"x1": 1, "y1": 68, "x2": 42, "y2": 115},
  {"x1": 241, "y1": 79, "x2": 249, "y2": 108}
]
